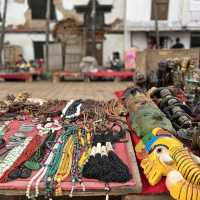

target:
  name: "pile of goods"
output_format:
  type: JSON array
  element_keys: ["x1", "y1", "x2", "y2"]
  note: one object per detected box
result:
[
  {"x1": 143, "y1": 57, "x2": 198, "y2": 92},
  {"x1": 157, "y1": 57, "x2": 195, "y2": 87},
  {"x1": 155, "y1": 57, "x2": 200, "y2": 106},
  {"x1": 0, "y1": 93, "x2": 132, "y2": 199},
  {"x1": 122, "y1": 85, "x2": 200, "y2": 200}
]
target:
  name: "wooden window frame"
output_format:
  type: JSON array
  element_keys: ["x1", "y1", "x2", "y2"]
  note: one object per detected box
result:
[
  {"x1": 151, "y1": 0, "x2": 169, "y2": 20},
  {"x1": 28, "y1": 0, "x2": 56, "y2": 20}
]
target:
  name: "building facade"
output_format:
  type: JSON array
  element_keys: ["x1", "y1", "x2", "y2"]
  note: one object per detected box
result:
[
  {"x1": 1, "y1": 0, "x2": 200, "y2": 66},
  {"x1": 0, "y1": 0, "x2": 125, "y2": 66},
  {"x1": 126, "y1": 0, "x2": 200, "y2": 50}
]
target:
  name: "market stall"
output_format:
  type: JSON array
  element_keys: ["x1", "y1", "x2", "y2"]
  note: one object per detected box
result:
[
  {"x1": 0, "y1": 60, "x2": 44, "y2": 82},
  {"x1": 0, "y1": 94, "x2": 142, "y2": 199},
  {"x1": 118, "y1": 82, "x2": 200, "y2": 200},
  {"x1": 52, "y1": 70, "x2": 135, "y2": 82},
  {"x1": 0, "y1": 70, "x2": 32, "y2": 82}
]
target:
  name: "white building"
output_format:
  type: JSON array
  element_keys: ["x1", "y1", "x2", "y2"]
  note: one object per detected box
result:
[
  {"x1": 1, "y1": 0, "x2": 200, "y2": 66},
  {"x1": 126, "y1": 0, "x2": 200, "y2": 50},
  {"x1": 0, "y1": 0, "x2": 125, "y2": 66}
]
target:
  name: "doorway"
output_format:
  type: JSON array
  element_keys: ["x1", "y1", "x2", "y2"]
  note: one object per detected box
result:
[{"x1": 34, "y1": 42, "x2": 45, "y2": 59}]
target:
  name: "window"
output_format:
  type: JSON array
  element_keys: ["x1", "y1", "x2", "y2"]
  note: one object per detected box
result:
[
  {"x1": 148, "y1": 35, "x2": 169, "y2": 48},
  {"x1": 34, "y1": 42, "x2": 45, "y2": 59},
  {"x1": 85, "y1": 12, "x2": 104, "y2": 29},
  {"x1": 151, "y1": 0, "x2": 169, "y2": 20},
  {"x1": 191, "y1": 32, "x2": 200, "y2": 47},
  {"x1": 28, "y1": 0, "x2": 56, "y2": 20}
]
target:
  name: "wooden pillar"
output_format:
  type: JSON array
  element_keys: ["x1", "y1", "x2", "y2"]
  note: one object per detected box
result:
[
  {"x1": 123, "y1": 0, "x2": 128, "y2": 53},
  {"x1": 61, "y1": 42, "x2": 66, "y2": 71},
  {"x1": 91, "y1": 0, "x2": 96, "y2": 58},
  {"x1": 154, "y1": 0, "x2": 160, "y2": 49},
  {"x1": 45, "y1": 0, "x2": 51, "y2": 71},
  {"x1": 0, "y1": 0, "x2": 8, "y2": 65},
  {"x1": 83, "y1": 27, "x2": 87, "y2": 57}
]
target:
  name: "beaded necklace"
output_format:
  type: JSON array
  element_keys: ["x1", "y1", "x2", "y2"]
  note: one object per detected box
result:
[
  {"x1": 78, "y1": 128, "x2": 92, "y2": 175},
  {"x1": 25, "y1": 123, "x2": 63, "y2": 199},
  {"x1": 54, "y1": 135, "x2": 74, "y2": 196},
  {"x1": 26, "y1": 141, "x2": 60, "y2": 199},
  {"x1": 69, "y1": 130, "x2": 81, "y2": 197},
  {"x1": 44, "y1": 128, "x2": 73, "y2": 198}
]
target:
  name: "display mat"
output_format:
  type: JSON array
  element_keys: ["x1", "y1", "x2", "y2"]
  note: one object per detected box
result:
[
  {"x1": 0, "y1": 122, "x2": 141, "y2": 196},
  {"x1": 0, "y1": 72, "x2": 31, "y2": 81}
]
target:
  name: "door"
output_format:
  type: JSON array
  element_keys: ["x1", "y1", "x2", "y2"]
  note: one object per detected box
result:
[
  {"x1": 44, "y1": 43, "x2": 62, "y2": 71},
  {"x1": 86, "y1": 41, "x2": 103, "y2": 65},
  {"x1": 34, "y1": 42, "x2": 45, "y2": 59}
]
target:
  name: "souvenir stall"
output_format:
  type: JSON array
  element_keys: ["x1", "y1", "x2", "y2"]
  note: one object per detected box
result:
[
  {"x1": 1, "y1": 45, "x2": 43, "y2": 82},
  {"x1": 118, "y1": 83, "x2": 200, "y2": 200},
  {"x1": 0, "y1": 70, "x2": 32, "y2": 82},
  {"x1": 0, "y1": 93, "x2": 142, "y2": 199},
  {"x1": 1, "y1": 63, "x2": 200, "y2": 200}
]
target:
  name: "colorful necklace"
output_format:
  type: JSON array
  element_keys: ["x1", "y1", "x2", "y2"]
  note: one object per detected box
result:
[
  {"x1": 54, "y1": 135, "x2": 74, "y2": 196},
  {"x1": 44, "y1": 128, "x2": 74, "y2": 198},
  {"x1": 26, "y1": 140, "x2": 60, "y2": 199},
  {"x1": 69, "y1": 130, "x2": 81, "y2": 197},
  {"x1": 78, "y1": 128, "x2": 92, "y2": 176}
]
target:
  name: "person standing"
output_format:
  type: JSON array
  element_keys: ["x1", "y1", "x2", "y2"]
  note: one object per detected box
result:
[{"x1": 171, "y1": 37, "x2": 184, "y2": 49}]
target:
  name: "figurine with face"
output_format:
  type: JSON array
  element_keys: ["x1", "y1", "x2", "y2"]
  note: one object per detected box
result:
[{"x1": 137, "y1": 128, "x2": 200, "y2": 200}]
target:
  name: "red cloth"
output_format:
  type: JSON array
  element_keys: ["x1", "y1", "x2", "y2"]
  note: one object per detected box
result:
[
  {"x1": 0, "y1": 73, "x2": 31, "y2": 81},
  {"x1": 0, "y1": 120, "x2": 46, "y2": 183},
  {"x1": 115, "y1": 90, "x2": 168, "y2": 194},
  {"x1": 0, "y1": 141, "x2": 135, "y2": 191},
  {"x1": 84, "y1": 71, "x2": 135, "y2": 79},
  {"x1": 0, "y1": 119, "x2": 136, "y2": 191},
  {"x1": 3, "y1": 120, "x2": 37, "y2": 142}
]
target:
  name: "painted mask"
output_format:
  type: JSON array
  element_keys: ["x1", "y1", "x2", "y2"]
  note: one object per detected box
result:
[{"x1": 137, "y1": 128, "x2": 200, "y2": 200}]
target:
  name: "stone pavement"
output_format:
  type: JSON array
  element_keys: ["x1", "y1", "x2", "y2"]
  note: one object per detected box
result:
[{"x1": 0, "y1": 81, "x2": 133, "y2": 100}]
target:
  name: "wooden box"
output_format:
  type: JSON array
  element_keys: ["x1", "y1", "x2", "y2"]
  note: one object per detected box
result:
[{"x1": 3, "y1": 45, "x2": 22, "y2": 66}]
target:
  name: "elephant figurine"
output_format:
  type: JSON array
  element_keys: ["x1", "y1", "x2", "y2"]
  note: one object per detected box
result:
[{"x1": 137, "y1": 127, "x2": 200, "y2": 200}]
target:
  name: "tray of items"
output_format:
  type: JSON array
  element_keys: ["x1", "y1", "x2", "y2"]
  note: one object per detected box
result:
[{"x1": 0, "y1": 93, "x2": 140, "y2": 199}]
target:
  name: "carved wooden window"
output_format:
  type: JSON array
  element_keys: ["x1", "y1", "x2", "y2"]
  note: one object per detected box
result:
[
  {"x1": 151, "y1": 0, "x2": 169, "y2": 20},
  {"x1": 96, "y1": 12, "x2": 105, "y2": 28},
  {"x1": 28, "y1": 0, "x2": 56, "y2": 20},
  {"x1": 85, "y1": 11, "x2": 104, "y2": 30}
]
